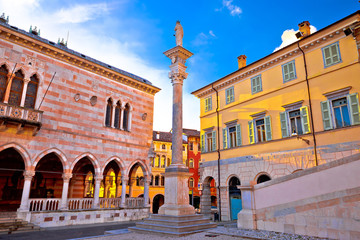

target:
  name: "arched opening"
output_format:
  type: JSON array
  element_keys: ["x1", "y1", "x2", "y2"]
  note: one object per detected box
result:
[
  {"x1": 257, "y1": 174, "x2": 271, "y2": 184},
  {"x1": 200, "y1": 177, "x2": 217, "y2": 219},
  {"x1": 154, "y1": 175, "x2": 159, "y2": 186},
  {"x1": 70, "y1": 157, "x2": 95, "y2": 199},
  {"x1": 0, "y1": 64, "x2": 9, "y2": 101},
  {"x1": 152, "y1": 194, "x2": 164, "y2": 214},
  {"x1": 24, "y1": 74, "x2": 39, "y2": 108},
  {"x1": 114, "y1": 101, "x2": 121, "y2": 129},
  {"x1": 30, "y1": 153, "x2": 63, "y2": 199},
  {"x1": 122, "y1": 103, "x2": 130, "y2": 131},
  {"x1": 166, "y1": 158, "x2": 171, "y2": 167},
  {"x1": 160, "y1": 156, "x2": 165, "y2": 168},
  {"x1": 8, "y1": 70, "x2": 24, "y2": 106},
  {"x1": 154, "y1": 155, "x2": 160, "y2": 168},
  {"x1": 228, "y1": 176, "x2": 242, "y2": 220},
  {"x1": 0, "y1": 148, "x2": 25, "y2": 211},
  {"x1": 101, "y1": 160, "x2": 121, "y2": 199},
  {"x1": 105, "y1": 98, "x2": 113, "y2": 127},
  {"x1": 127, "y1": 162, "x2": 145, "y2": 199}
]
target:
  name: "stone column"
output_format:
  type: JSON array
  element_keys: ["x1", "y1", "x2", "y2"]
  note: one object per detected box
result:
[
  {"x1": 20, "y1": 78, "x2": 30, "y2": 107},
  {"x1": 93, "y1": 175, "x2": 103, "y2": 209},
  {"x1": 143, "y1": 175, "x2": 151, "y2": 207},
  {"x1": 237, "y1": 183, "x2": 257, "y2": 229},
  {"x1": 111, "y1": 103, "x2": 116, "y2": 128},
  {"x1": 120, "y1": 176, "x2": 128, "y2": 208},
  {"x1": 60, "y1": 173, "x2": 72, "y2": 210},
  {"x1": 120, "y1": 106, "x2": 125, "y2": 130},
  {"x1": 200, "y1": 183, "x2": 211, "y2": 218},
  {"x1": 158, "y1": 45, "x2": 194, "y2": 216},
  {"x1": 18, "y1": 170, "x2": 35, "y2": 211},
  {"x1": 3, "y1": 73, "x2": 14, "y2": 103}
]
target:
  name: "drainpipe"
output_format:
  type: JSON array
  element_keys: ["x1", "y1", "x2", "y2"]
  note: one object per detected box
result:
[
  {"x1": 211, "y1": 83, "x2": 222, "y2": 221},
  {"x1": 298, "y1": 42, "x2": 318, "y2": 166}
]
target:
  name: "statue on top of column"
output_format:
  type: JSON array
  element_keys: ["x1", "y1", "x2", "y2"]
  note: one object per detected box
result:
[{"x1": 174, "y1": 20, "x2": 183, "y2": 46}]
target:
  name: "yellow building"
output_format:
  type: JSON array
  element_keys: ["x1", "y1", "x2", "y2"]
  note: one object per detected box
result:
[{"x1": 192, "y1": 11, "x2": 360, "y2": 221}]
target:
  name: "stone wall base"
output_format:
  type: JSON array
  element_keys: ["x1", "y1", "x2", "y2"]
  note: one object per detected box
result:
[
  {"x1": 17, "y1": 208, "x2": 150, "y2": 228},
  {"x1": 237, "y1": 209, "x2": 256, "y2": 229}
]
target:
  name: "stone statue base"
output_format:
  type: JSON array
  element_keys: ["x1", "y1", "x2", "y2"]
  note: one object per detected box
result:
[{"x1": 158, "y1": 164, "x2": 195, "y2": 216}]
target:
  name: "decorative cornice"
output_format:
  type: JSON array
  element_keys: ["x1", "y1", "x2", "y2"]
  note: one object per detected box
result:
[{"x1": 0, "y1": 23, "x2": 161, "y2": 95}]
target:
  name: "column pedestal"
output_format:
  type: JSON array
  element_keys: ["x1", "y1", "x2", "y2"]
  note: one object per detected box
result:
[
  {"x1": 237, "y1": 184, "x2": 257, "y2": 229},
  {"x1": 158, "y1": 165, "x2": 194, "y2": 216}
]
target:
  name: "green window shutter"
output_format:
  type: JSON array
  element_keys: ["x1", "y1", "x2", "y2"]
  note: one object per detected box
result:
[
  {"x1": 324, "y1": 47, "x2": 331, "y2": 66},
  {"x1": 204, "y1": 98, "x2": 208, "y2": 112},
  {"x1": 320, "y1": 100, "x2": 333, "y2": 130},
  {"x1": 279, "y1": 111, "x2": 289, "y2": 138},
  {"x1": 348, "y1": 93, "x2": 360, "y2": 125},
  {"x1": 212, "y1": 131, "x2": 216, "y2": 151},
  {"x1": 264, "y1": 116, "x2": 272, "y2": 141},
  {"x1": 251, "y1": 78, "x2": 256, "y2": 93},
  {"x1": 200, "y1": 134, "x2": 205, "y2": 152},
  {"x1": 248, "y1": 121, "x2": 255, "y2": 144},
  {"x1": 236, "y1": 124, "x2": 242, "y2": 146},
  {"x1": 331, "y1": 44, "x2": 339, "y2": 63},
  {"x1": 222, "y1": 128, "x2": 228, "y2": 149},
  {"x1": 209, "y1": 97, "x2": 212, "y2": 110},
  {"x1": 300, "y1": 106, "x2": 311, "y2": 134}
]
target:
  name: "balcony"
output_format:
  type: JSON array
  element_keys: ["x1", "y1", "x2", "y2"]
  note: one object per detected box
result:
[{"x1": 0, "y1": 102, "x2": 43, "y2": 135}]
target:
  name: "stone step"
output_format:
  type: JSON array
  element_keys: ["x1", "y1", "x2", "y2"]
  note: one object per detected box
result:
[
  {"x1": 128, "y1": 226, "x2": 210, "y2": 237},
  {"x1": 149, "y1": 214, "x2": 205, "y2": 221},
  {"x1": 0, "y1": 220, "x2": 28, "y2": 227},
  {"x1": 143, "y1": 217, "x2": 210, "y2": 226},
  {"x1": 135, "y1": 221, "x2": 217, "y2": 233}
]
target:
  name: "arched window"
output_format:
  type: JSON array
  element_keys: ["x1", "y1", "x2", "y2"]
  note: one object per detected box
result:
[
  {"x1": 166, "y1": 158, "x2": 171, "y2": 167},
  {"x1": 84, "y1": 171, "x2": 94, "y2": 198},
  {"x1": 161, "y1": 156, "x2": 166, "y2": 168},
  {"x1": 0, "y1": 65, "x2": 8, "y2": 101},
  {"x1": 160, "y1": 176, "x2": 165, "y2": 186},
  {"x1": 189, "y1": 158, "x2": 194, "y2": 168},
  {"x1": 114, "y1": 101, "x2": 121, "y2": 129},
  {"x1": 155, "y1": 175, "x2": 159, "y2": 186},
  {"x1": 150, "y1": 175, "x2": 154, "y2": 185},
  {"x1": 185, "y1": 159, "x2": 189, "y2": 167},
  {"x1": 257, "y1": 174, "x2": 271, "y2": 184},
  {"x1": 8, "y1": 70, "x2": 24, "y2": 106},
  {"x1": 154, "y1": 155, "x2": 160, "y2": 167},
  {"x1": 24, "y1": 74, "x2": 39, "y2": 108},
  {"x1": 189, "y1": 178, "x2": 194, "y2": 188},
  {"x1": 105, "y1": 98, "x2": 113, "y2": 127},
  {"x1": 162, "y1": 144, "x2": 166, "y2": 150},
  {"x1": 123, "y1": 103, "x2": 130, "y2": 131}
]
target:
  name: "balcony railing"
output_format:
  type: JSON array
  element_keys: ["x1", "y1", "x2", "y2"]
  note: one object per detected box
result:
[
  {"x1": 0, "y1": 102, "x2": 43, "y2": 135},
  {"x1": 28, "y1": 197, "x2": 144, "y2": 212}
]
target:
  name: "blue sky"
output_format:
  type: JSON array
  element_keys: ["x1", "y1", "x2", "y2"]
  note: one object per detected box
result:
[{"x1": 1, "y1": 0, "x2": 358, "y2": 131}]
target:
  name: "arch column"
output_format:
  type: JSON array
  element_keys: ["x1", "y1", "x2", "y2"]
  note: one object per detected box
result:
[
  {"x1": 120, "y1": 176, "x2": 128, "y2": 208},
  {"x1": 143, "y1": 175, "x2": 151, "y2": 207},
  {"x1": 18, "y1": 170, "x2": 35, "y2": 211},
  {"x1": 3, "y1": 73, "x2": 14, "y2": 103},
  {"x1": 120, "y1": 106, "x2": 125, "y2": 130},
  {"x1": 20, "y1": 78, "x2": 30, "y2": 107},
  {"x1": 93, "y1": 175, "x2": 103, "y2": 209},
  {"x1": 111, "y1": 103, "x2": 116, "y2": 128},
  {"x1": 200, "y1": 183, "x2": 211, "y2": 218},
  {"x1": 60, "y1": 173, "x2": 72, "y2": 210}
]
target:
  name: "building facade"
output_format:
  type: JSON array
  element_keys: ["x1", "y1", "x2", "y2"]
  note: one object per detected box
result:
[
  {"x1": 192, "y1": 11, "x2": 360, "y2": 221},
  {"x1": 0, "y1": 16, "x2": 160, "y2": 227}
]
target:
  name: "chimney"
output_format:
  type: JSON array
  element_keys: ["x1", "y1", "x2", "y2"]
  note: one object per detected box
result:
[
  {"x1": 298, "y1": 21, "x2": 311, "y2": 39},
  {"x1": 156, "y1": 131, "x2": 160, "y2": 139},
  {"x1": 237, "y1": 55, "x2": 247, "y2": 69}
]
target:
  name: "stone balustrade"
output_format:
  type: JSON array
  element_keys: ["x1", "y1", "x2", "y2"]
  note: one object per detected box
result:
[
  {"x1": 29, "y1": 198, "x2": 61, "y2": 211},
  {"x1": 126, "y1": 197, "x2": 144, "y2": 208},
  {"x1": 99, "y1": 198, "x2": 122, "y2": 209},
  {"x1": 68, "y1": 198, "x2": 93, "y2": 210}
]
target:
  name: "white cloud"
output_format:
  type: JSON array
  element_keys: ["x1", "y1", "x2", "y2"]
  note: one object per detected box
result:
[
  {"x1": 55, "y1": 3, "x2": 110, "y2": 24},
  {"x1": 217, "y1": 0, "x2": 242, "y2": 16},
  {"x1": 192, "y1": 30, "x2": 217, "y2": 46},
  {"x1": 0, "y1": 0, "x2": 199, "y2": 131},
  {"x1": 274, "y1": 25, "x2": 317, "y2": 52}
]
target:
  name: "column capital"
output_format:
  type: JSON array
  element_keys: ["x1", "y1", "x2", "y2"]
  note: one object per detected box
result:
[
  {"x1": 62, "y1": 173, "x2": 73, "y2": 181},
  {"x1": 94, "y1": 175, "x2": 103, "y2": 181},
  {"x1": 169, "y1": 73, "x2": 186, "y2": 85},
  {"x1": 23, "y1": 78, "x2": 31, "y2": 84},
  {"x1": 23, "y1": 170, "x2": 35, "y2": 180}
]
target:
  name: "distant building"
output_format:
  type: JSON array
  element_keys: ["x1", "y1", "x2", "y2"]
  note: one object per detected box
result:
[
  {"x1": 0, "y1": 15, "x2": 160, "y2": 228},
  {"x1": 192, "y1": 11, "x2": 360, "y2": 221}
]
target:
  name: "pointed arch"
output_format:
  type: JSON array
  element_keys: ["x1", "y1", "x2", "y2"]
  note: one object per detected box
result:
[
  {"x1": 24, "y1": 73, "x2": 40, "y2": 109},
  {"x1": 105, "y1": 97, "x2": 113, "y2": 127},
  {"x1": 71, "y1": 153, "x2": 100, "y2": 175},
  {"x1": 33, "y1": 148, "x2": 69, "y2": 170},
  {"x1": 122, "y1": 102, "x2": 131, "y2": 131},
  {"x1": 100, "y1": 156, "x2": 126, "y2": 175},
  {"x1": 125, "y1": 159, "x2": 150, "y2": 177},
  {"x1": 0, "y1": 142, "x2": 31, "y2": 169},
  {"x1": 8, "y1": 69, "x2": 25, "y2": 106},
  {"x1": 0, "y1": 64, "x2": 9, "y2": 102}
]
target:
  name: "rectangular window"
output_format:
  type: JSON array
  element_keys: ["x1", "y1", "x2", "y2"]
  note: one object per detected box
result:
[
  {"x1": 205, "y1": 96, "x2": 212, "y2": 112},
  {"x1": 322, "y1": 42, "x2": 341, "y2": 67},
  {"x1": 223, "y1": 124, "x2": 242, "y2": 149},
  {"x1": 189, "y1": 142, "x2": 193, "y2": 151},
  {"x1": 251, "y1": 75, "x2": 262, "y2": 94},
  {"x1": 226, "y1": 86, "x2": 234, "y2": 104},
  {"x1": 249, "y1": 116, "x2": 272, "y2": 143},
  {"x1": 321, "y1": 93, "x2": 360, "y2": 130},
  {"x1": 282, "y1": 60, "x2": 296, "y2": 82},
  {"x1": 280, "y1": 106, "x2": 311, "y2": 138}
]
